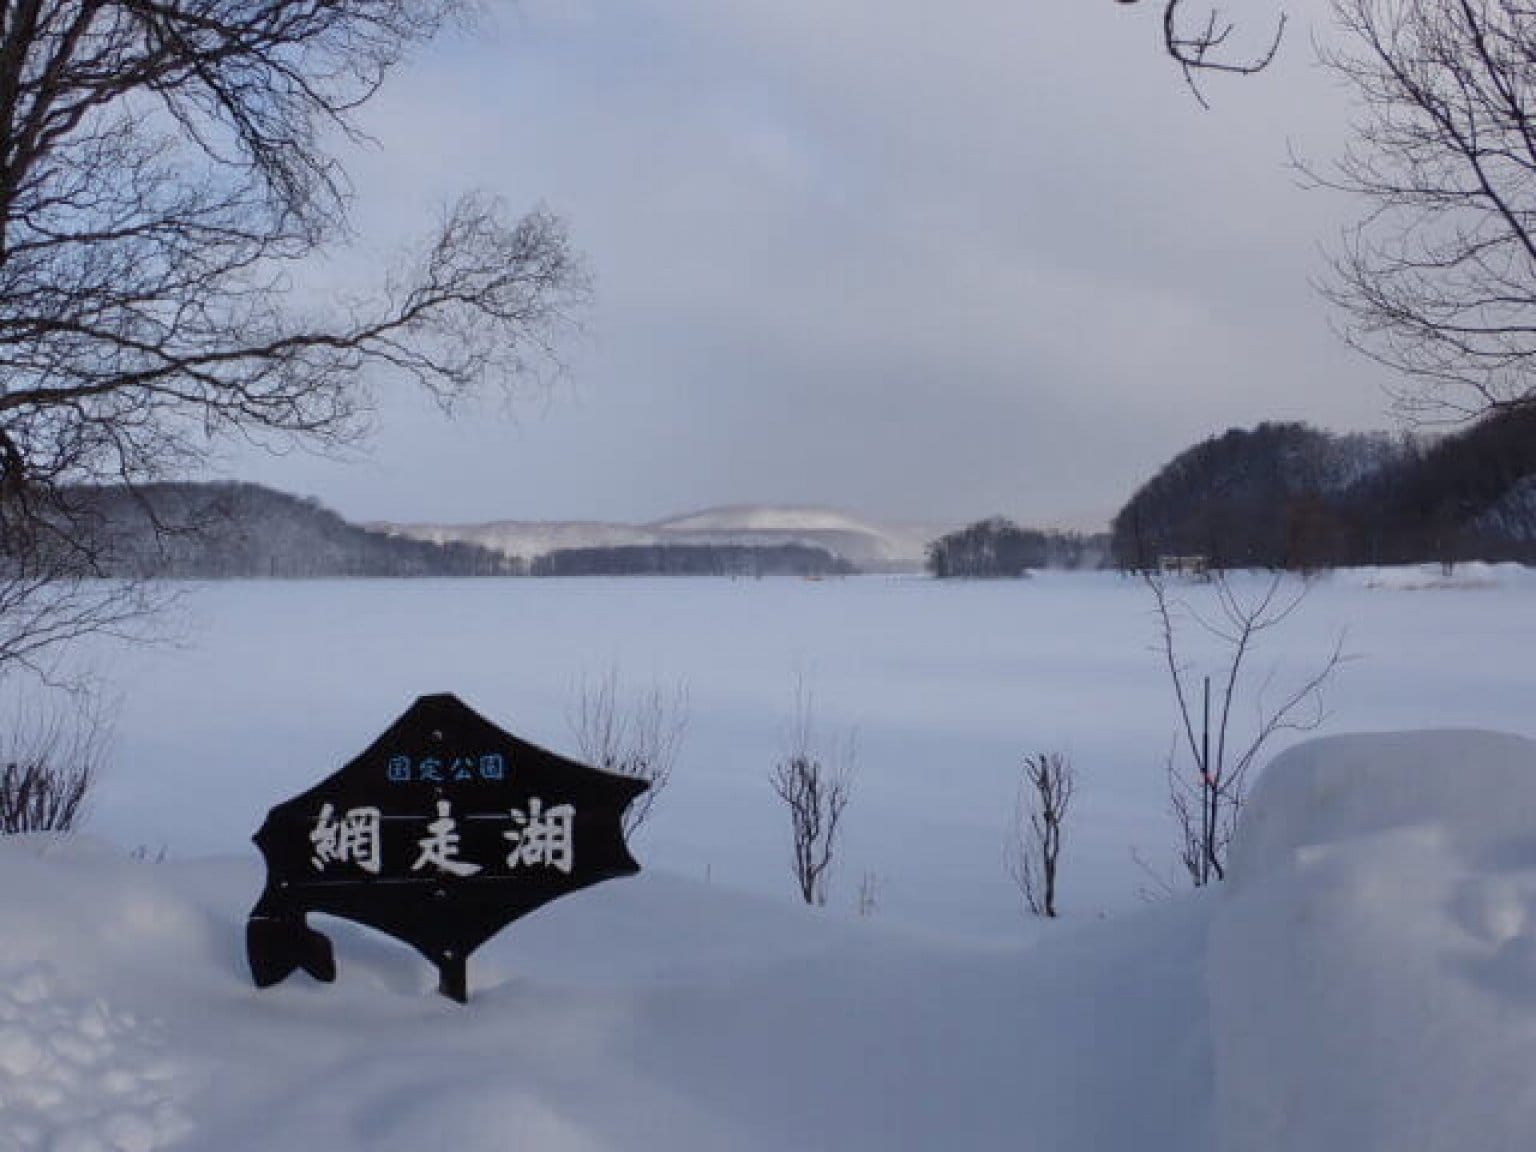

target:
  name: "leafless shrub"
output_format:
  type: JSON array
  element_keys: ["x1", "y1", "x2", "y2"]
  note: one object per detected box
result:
[
  {"x1": 1006, "y1": 751, "x2": 1076, "y2": 918},
  {"x1": 0, "y1": 690, "x2": 112, "y2": 835},
  {"x1": 571, "y1": 668, "x2": 687, "y2": 837},
  {"x1": 1147, "y1": 568, "x2": 1345, "y2": 885},
  {"x1": 771, "y1": 683, "x2": 855, "y2": 907}
]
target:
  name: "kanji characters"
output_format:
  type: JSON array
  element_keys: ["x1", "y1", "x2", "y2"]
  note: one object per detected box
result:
[
  {"x1": 310, "y1": 804, "x2": 382, "y2": 874},
  {"x1": 383, "y1": 752, "x2": 509, "y2": 783},
  {"x1": 412, "y1": 800, "x2": 482, "y2": 877},
  {"x1": 504, "y1": 798, "x2": 576, "y2": 875},
  {"x1": 310, "y1": 797, "x2": 578, "y2": 879}
]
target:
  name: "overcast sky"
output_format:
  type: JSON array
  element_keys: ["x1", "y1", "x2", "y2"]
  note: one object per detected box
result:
[{"x1": 227, "y1": 0, "x2": 1397, "y2": 531}]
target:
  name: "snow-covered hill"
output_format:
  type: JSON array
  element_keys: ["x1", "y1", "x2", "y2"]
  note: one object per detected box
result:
[
  {"x1": 6, "y1": 729, "x2": 1536, "y2": 1150},
  {"x1": 375, "y1": 505, "x2": 952, "y2": 573}
]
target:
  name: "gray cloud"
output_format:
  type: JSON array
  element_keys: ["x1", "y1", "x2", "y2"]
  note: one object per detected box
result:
[{"x1": 230, "y1": 0, "x2": 1397, "y2": 530}]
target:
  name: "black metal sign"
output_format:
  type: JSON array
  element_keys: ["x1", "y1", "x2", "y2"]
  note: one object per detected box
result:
[{"x1": 247, "y1": 693, "x2": 647, "y2": 1002}]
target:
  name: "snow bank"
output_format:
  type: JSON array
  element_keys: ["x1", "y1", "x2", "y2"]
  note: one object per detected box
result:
[
  {"x1": 9, "y1": 729, "x2": 1536, "y2": 1150},
  {"x1": 1229, "y1": 730, "x2": 1536, "y2": 881},
  {"x1": 0, "y1": 840, "x2": 207, "y2": 1152},
  {"x1": 0, "y1": 841, "x2": 1209, "y2": 1152},
  {"x1": 1336, "y1": 561, "x2": 1529, "y2": 591},
  {"x1": 1210, "y1": 730, "x2": 1536, "y2": 1152}
]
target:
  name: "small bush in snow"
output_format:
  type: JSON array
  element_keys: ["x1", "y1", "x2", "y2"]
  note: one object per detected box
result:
[
  {"x1": 1006, "y1": 751, "x2": 1075, "y2": 917},
  {"x1": 771, "y1": 681, "x2": 854, "y2": 907},
  {"x1": 571, "y1": 667, "x2": 688, "y2": 837},
  {"x1": 0, "y1": 692, "x2": 110, "y2": 835},
  {"x1": 1147, "y1": 568, "x2": 1345, "y2": 886}
]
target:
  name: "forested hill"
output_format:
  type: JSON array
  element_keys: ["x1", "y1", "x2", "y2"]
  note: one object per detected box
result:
[
  {"x1": 74, "y1": 483, "x2": 517, "y2": 578},
  {"x1": 62, "y1": 484, "x2": 858, "y2": 579},
  {"x1": 1111, "y1": 412, "x2": 1536, "y2": 569}
]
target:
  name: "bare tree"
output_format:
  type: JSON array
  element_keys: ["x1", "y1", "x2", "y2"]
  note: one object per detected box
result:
[
  {"x1": 0, "y1": 686, "x2": 112, "y2": 834},
  {"x1": 1147, "y1": 568, "x2": 1345, "y2": 886},
  {"x1": 1116, "y1": 0, "x2": 1288, "y2": 104},
  {"x1": 571, "y1": 667, "x2": 687, "y2": 837},
  {"x1": 0, "y1": 3, "x2": 586, "y2": 679},
  {"x1": 1315, "y1": 0, "x2": 1536, "y2": 421},
  {"x1": 770, "y1": 682, "x2": 854, "y2": 907},
  {"x1": 1006, "y1": 751, "x2": 1075, "y2": 918}
]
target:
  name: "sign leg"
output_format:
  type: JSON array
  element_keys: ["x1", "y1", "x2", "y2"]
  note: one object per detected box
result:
[
  {"x1": 436, "y1": 953, "x2": 468, "y2": 1004},
  {"x1": 247, "y1": 911, "x2": 335, "y2": 988}
]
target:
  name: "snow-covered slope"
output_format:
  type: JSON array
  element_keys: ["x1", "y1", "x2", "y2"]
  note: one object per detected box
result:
[
  {"x1": 647, "y1": 506, "x2": 883, "y2": 535},
  {"x1": 7, "y1": 729, "x2": 1536, "y2": 1150},
  {"x1": 644, "y1": 505, "x2": 946, "y2": 572},
  {"x1": 376, "y1": 505, "x2": 951, "y2": 572}
]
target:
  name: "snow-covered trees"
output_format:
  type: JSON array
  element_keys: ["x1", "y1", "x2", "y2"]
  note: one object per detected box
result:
[
  {"x1": 1111, "y1": 414, "x2": 1536, "y2": 570},
  {"x1": 81, "y1": 483, "x2": 516, "y2": 578},
  {"x1": 926, "y1": 519, "x2": 1045, "y2": 579},
  {"x1": 1111, "y1": 423, "x2": 1396, "y2": 571},
  {"x1": 927, "y1": 520, "x2": 1103, "y2": 578}
]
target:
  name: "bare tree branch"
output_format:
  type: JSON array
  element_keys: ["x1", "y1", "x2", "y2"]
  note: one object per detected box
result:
[
  {"x1": 770, "y1": 679, "x2": 854, "y2": 907},
  {"x1": 1118, "y1": 0, "x2": 1288, "y2": 106},
  {"x1": 1146, "y1": 567, "x2": 1346, "y2": 885},
  {"x1": 1005, "y1": 750, "x2": 1075, "y2": 917},
  {"x1": 1312, "y1": 0, "x2": 1536, "y2": 420},
  {"x1": 0, "y1": 1, "x2": 587, "y2": 676},
  {"x1": 0, "y1": 681, "x2": 113, "y2": 834},
  {"x1": 571, "y1": 666, "x2": 688, "y2": 838}
]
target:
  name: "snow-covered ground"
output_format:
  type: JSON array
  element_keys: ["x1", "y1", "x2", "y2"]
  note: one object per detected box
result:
[
  {"x1": 4, "y1": 567, "x2": 1536, "y2": 1150},
  {"x1": 7, "y1": 731, "x2": 1536, "y2": 1150},
  {"x1": 84, "y1": 565, "x2": 1536, "y2": 932},
  {"x1": 1, "y1": 834, "x2": 1208, "y2": 1152}
]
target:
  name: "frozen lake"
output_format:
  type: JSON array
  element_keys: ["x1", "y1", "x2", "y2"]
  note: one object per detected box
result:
[{"x1": 83, "y1": 567, "x2": 1536, "y2": 937}]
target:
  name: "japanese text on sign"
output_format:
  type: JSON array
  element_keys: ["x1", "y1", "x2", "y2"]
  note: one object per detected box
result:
[
  {"x1": 307, "y1": 797, "x2": 577, "y2": 878},
  {"x1": 386, "y1": 754, "x2": 506, "y2": 784}
]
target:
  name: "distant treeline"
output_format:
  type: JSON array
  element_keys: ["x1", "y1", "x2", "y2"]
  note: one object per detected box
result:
[
  {"x1": 69, "y1": 482, "x2": 522, "y2": 578},
  {"x1": 46, "y1": 483, "x2": 862, "y2": 580},
  {"x1": 1110, "y1": 410, "x2": 1536, "y2": 570},
  {"x1": 531, "y1": 543, "x2": 854, "y2": 578},
  {"x1": 926, "y1": 518, "x2": 1109, "y2": 578}
]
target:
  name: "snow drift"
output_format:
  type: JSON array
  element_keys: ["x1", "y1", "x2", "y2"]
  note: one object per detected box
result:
[
  {"x1": 3, "y1": 729, "x2": 1536, "y2": 1150},
  {"x1": 1210, "y1": 730, "x2": 1536, "y2": 1152}
]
